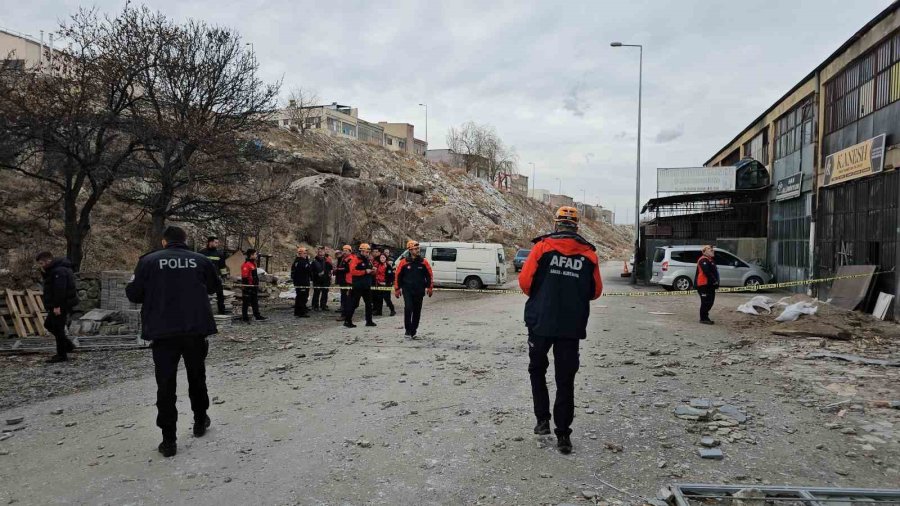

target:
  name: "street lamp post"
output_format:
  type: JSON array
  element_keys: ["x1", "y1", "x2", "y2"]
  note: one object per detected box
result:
[
  {"x1": 611, "y1": 41, "x2": 642, "y2": 284},
  {"x1": 418, "y1": 103, "x2": 428, "y2": 149}
]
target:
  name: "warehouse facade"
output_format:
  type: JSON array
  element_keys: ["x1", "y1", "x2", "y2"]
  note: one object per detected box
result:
[{"x1": 705, "y1": 2, "x2": 900, "y2": 318}]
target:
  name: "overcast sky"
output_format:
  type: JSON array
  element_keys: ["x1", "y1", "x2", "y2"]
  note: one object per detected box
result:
[{"x1": 3, "y1": 0, "x2": 894, "y2": 223}]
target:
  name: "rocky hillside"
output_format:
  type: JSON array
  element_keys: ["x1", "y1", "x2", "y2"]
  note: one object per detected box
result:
[{"x1": 0, "y1": 127, "x2": 632, "y2": 281}]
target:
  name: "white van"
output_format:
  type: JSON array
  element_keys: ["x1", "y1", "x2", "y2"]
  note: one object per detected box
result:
[{"x1": 417, "y1": 242, "x2": 507, "y2": 289}]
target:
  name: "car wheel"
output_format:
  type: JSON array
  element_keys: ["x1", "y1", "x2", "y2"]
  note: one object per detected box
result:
[
  {"x1": 464, "y1": 276, "x2": 483, "y2": 290},
  {"x1": 744, "y1": 276, "x2": 763, "y2": 289},
  {"x1": 673, "y1": 276, "x2": 693, "y2": 292}
]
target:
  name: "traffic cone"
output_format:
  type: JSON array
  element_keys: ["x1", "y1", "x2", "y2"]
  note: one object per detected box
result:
[{"x1": 620, "y1": 260, "x2": 630, "y2": 278}]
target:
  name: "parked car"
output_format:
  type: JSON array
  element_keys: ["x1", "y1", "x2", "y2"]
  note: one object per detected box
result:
[
  {"x1": 513, "y1": 248, "x2": 531, "y2": 272},
  {"x1": 650, "y1": 245, "x2": 772, "y2": 291},
  {"x1": 417, "y1": 242, "x2": 508, "y2": 289}
]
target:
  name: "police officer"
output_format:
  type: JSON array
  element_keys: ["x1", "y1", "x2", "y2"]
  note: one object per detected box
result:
[
  {"x1": 695, "y1": 245, "x2": 720, "y2": 324},
  {"x1": 241, "y1": 249, "x2": 266, "y2": 322},
  {"x1": 518, "y1": 206, "x2": 602, "y2": 454},
  {"x1": 35, "y1": 251, "x2": 78, "y2": 363},
  {"x1": 311, "y1": 247, "x2": 332, "y2": 311},
  {"x1": 125, "y1": 226, "x2": 220, "y2": 458},
  {"x1": 291, "y1": 246, "x2": 312, "y2": 318},
  {"x1": 198, "y1": 236, "x2": 229, "y2": 314},
  {"x1": 394, "y1": 240, "x2": 433, "y2": 339},
  {"x1": 344, "y1": 243, "x2": 376, "y2": 328}
]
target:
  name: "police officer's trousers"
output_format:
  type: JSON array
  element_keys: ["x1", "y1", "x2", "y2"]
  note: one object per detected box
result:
[
  {"x1": 697, "y1": 285, "x2": 716, "y2": 321},
  {"x1": 527, "y1": 331, "x2": 580, "y2": 437},
  {"x1": 151, "y1": 336, "x2": 209, "y2": 439}
]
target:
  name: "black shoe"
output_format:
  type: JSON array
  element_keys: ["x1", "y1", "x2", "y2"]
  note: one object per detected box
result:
[
  {"x1": 47, "y1": 354, "x2": 68, "y2": 364},
  {"x1": 218, "y1": 308, "x2": 229, "y2": 315},
  {"x1": 321, "y1": 307, "x2": 329, "y2": 311},
  {"x1": 389, "y1": 310, "x2": 396, "y2": 316},
  {"x1": 534, "y1": 419, "x2": 551, "y2": 435},
  {"x1": 372, "y1": 311, "x2": 383, "y2": 317},
  {"x1": 158, "y1": 438, "x2": 177, "y2": 458},
  {"x1": 193, "y1": 414, "x2": 211, "y2": 437},
  {"x1": 254, "y1": 315, "x2": 267, "y2": 321},
  {"x1": 312, "y1": 307, "x2": 320, "y2": 312},
  {"x1": 365, "y1": 321, "x2": 377, "y2": 327},
  {"x1": 344, "y1": 322, "x2": 357, "y2": 328},
  {"x1": 557, "y1": 434, "x2": 572, "y2": 454},
  {"x1": 700, "y1": 319, "x2": 714, "y2": 325},
  {"x1": 241, "y1": 317, "x2": 251, "y2": 324}
]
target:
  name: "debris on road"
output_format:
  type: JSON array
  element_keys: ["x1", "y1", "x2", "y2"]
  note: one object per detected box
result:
[
  {"x1": 804, "y1": 352, "x2": 900, "y2": 367},
  {"x1": 776, "y1": 301, "x2": 818, "y2": 322},
  {"x1": 698, "y1": 448, "x2": 724, "y2": 460},
  {"x1": 5, "y1": 417, "x2": 23, "y2": 425}
]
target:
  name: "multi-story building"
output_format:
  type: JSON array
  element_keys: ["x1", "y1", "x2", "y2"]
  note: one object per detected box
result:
[
  {"x1": 548, "y1": 194, "x2": 574, "y2": 209},
  {"x1": 705, "y1": 2, "x2": 900, "y2": 318},
  {"x1": 507, "y1": 173, "x2": 529, "y2": 196},
  {"x1": 426, "y1": 149, "x2": 462, "y2": 167},
  {"x1": 528, "y1": 189, "x2": 551, "y2": 203},
  {"x1": 1, "y1": 27, "x2": 56, "y2": 73},
  {"x1": 379, "y1": 122, "x2": 427, "y2": 156}
]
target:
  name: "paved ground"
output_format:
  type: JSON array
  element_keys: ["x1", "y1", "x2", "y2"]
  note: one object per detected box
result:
[{"x1": 1, "y1": 262, "x2": 898, "y2": 505}]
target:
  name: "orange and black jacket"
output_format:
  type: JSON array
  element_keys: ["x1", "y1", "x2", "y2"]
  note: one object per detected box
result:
[
  {"x1": 394, "y1": 256, "x2": 433, "y2": 297},
  {"x1": 241, "y1": 260, "x2": 259, "y2": 287},
  {"x1": 518, "y1": 231, "x2": 602, "y2": 339},
  {"x1": 695, "y1": 256, "x2": 719, "y2": 288},
  {"x1": 347, "y1": 253, "x2": 374, "y2": 289}
]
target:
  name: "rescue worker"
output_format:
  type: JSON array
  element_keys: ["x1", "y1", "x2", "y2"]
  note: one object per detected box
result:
[
  {"x1": 695, "y1": 245, "x2": 720, "y2": 324},
  {"x1": 311, "y1": 247, "x2": 332, "y2": 311},
  {"x1": 345, "y1": 243, "x2": 376, "y2": 328},
  {"x1": 518, "y1": 206, "x2": 602, "y2": 454},
  {"x1": 334, "y1": 245, "x2": 353, "y2": 321},
  {"x1": 372, "y1": 252, "x2": 396, "y2": 316},
  {"x1": 125, "y1": 226, "x2": 220, "y2": 458},
  {"x1": 394, "y1": 240, "x2": 433, "y2": 339},
  {"x1": 291, "y1": 246, "x2": 312, "y2": 318},
  {"x1": 240, "y1": 249, "x2": 266, "y2": 322},
  {"x1": 198, "y1": 236, "x2": 229, "y2": 314},
  {"x1": 35, "y1": 251, "x2": 78, "y2": 363}
]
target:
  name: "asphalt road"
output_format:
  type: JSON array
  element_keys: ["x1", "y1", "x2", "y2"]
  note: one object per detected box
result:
[{"x1": 1, "y1": 262, "x2": 897, "y2": 505}]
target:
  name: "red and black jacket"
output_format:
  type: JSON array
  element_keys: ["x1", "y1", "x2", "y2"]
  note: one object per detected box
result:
[
  {"x1": 241, "y1": 260, "x2": 259, "y2": 287},
  {"x1": 519, "y1": 231, "x2": 602, "y2": 339},
  {"x1": 395, "y1": 256, "x2": 433, "y2": 297},
  {"x1": 347, "y1": 253, "x2": 374, "y2": 289}
]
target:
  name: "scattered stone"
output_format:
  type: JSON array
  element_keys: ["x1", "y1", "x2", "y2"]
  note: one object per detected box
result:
[
  {"x1": 223, "y1": 477, "x2": 232, "y2": 483},
  {"x1": 690, "y1": 398, "x2": 712, "y2": 409},
  {"x1": 212, "y1": 397, "x2": 225, "y2": 405},
  {"x1": 585, "y1": 408, "x2": 595, "y2": 414},
  {"x1": 717, "y1": 404, "x2": 748, "y2": 423},
  {"x1": 51, "y1": 409, "x2": 64, "y2": 416},
  {"x1": 840, "y1": 427, "x2": 857, "y2": 435},
  {"x1": 64, "y1": 421, "x2": 77, "y2": 427},
  {"x1": 5, "y1": 417, "x2": 23, "y2": 426},
  {"x1": 674, "y1": 406, "x2": 711, "y2": 421},
  {"x1": 699, "y1": 448, "x2": 724, "y2": 460},
  {"x1": 604, "y1": 442, "x2": 623, "y2": 453},
  {"x1": 539, "y1": 472, "x2": 552, "y2": 478},
  {"x1": 652, "y1": 402, "x2": 668, "y2": 408},
  {"x1": 700, "y1": 436, "x2": 720, "y2": 448},
  {"x1": 657, "y1": 460, "x2": 667, "y2": 469},
  {"x1": 457, "y1": 409, "x2": 471, "y2": 416},
  {"x1": 582, "y1": 490, "x2": 599, "y2": 499},
  {"x1": 356, "y1": 440, "x2": 373, "y2": 448},
  {"x1": 380, "y1": 401, "x2": 398, "y2": 410}
]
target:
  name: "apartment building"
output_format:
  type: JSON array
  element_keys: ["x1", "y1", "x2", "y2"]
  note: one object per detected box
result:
[{"x1": 1, "y1": 27, "x2": 54, "y2": 72}]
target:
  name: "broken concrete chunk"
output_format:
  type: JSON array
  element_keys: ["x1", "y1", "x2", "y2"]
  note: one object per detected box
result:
[
  {"x1": 700, "y1": 436, "x2": 720, "y2": 447},
  {"x1": 689, "y1": 398, "x2": 712, "y2": 409},
  {"x1": 80, "y1": 309, "x2": 119, "y2": 321},
  {"x1": 717, "y1": 404, "x2": 748, "y2": 423},
  {"x1": 674, "y1": 405, "x2": 711, "y2": 420},
  {"x1": 699, "y1": 448, "x2": 724, "y2": 460},
  {"x1": 5, "y1": 417, "x2": 23, "y2": 426}
]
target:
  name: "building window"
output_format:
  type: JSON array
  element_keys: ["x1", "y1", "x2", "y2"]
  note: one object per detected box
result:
[
  {"x1": 304, "y1": 117, "x2": 321, "y2": 129},
  {"x1": 386, "y1": 137, "x2": 393, "y2": 146},
  {"x1": 825, "y1": 30, "x2": 900, "y2": 134},
  {"x1": 775, "y1": 97, "x2": 813, "y2": 160},
  {"x1": 327, "y1": 117, "x2": 339, "y2": 132}
]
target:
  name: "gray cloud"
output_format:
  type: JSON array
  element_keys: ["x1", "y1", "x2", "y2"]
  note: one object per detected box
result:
[
  {"x1": 563, "y1": 84, "x2": 590, "y2": 118},
  {"x1": 655, "y1": 124, "x2": 685, "y2": 144}
]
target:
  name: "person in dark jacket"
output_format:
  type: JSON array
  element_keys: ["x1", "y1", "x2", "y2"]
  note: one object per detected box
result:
[
  {"x1": 125, "y1": 226, "x2": 220, "y2": 458},
  {"x1": 518, "y1": 206, "x2": 602, "y2": 454},
  {"x1": 291, "y1": 246, "x2": 312, "y2": 318},
  {"x1": 394, "y1": 240, "x2": 433, "y2": 339},
  {"x1": 198, "y1": 236, "x2": 229, "y2": 315},
  {"x1": 372, "y1": 253, "x2": 396, "y2": 316},
  {"x1": 333, "y1": 245, "x2": 352, "y2": 321},
  {"x1": 344, "y1": 243, "x2": 376, "y2": 328},
  {"x1": 240, "y1": 249, "x2": 266, "y2": 322},
  {"x1": 695, "y1": 245, "x2": 720, "y2": 324},
  {"x1": 311, "y1": 247, "x2": 332, "y2": 311},
  {"x1": 35, "y1": 252, "x2": 78, "y2": 363}
]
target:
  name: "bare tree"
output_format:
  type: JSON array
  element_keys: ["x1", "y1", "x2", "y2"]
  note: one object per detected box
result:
[
  {"x1": 114, "y1": 9, "x2": 281, "y2": 249},
  {"x1": 0, "y1": 8, "x2": 148, "y2": 270},
  {"x1": 282, "y1": 87, "x2": 320, "y2": 134},
  {"x1": 446, "y1": 121, "x2": 517, "y2": 183}
]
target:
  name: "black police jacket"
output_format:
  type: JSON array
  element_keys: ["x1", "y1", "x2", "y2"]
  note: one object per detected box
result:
[
  {"x1": 311, "y1": 256, "x2": 331, "y2": 286},
  {"x1": 519, "y1": 231, "x2": 603, "y2": 339},
  {"x1": 291, "y1": 257, "x2": 312, "y2": 287},
  {"x1": 42, "y1": 258, "x2": 78, "y2": 311},
  {"x1": 125, "y1": 242, "x2": 219, "y2": 340},
  {"x1": 198, "y1": 247, "x2": 227, "y2": 276}
]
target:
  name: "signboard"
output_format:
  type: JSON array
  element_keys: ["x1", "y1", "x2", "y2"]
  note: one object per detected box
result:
[
  {"x1": 657, "y1": 166, "x2": 736, "y2": 193},
  {"x1": 822, "y1": 134, "x2": 886, "y2": 187},
  {"x1": 775, "y1": 173, "x2": 802, "y2": 201}
]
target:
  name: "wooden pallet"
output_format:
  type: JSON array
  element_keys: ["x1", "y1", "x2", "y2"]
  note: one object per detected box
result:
[
  {"x1": 0, "y1": 295, "x2": 12, "y2": 337},
  {"x1": 5, "y1": 289, "x2": 47, "y2": 338}
]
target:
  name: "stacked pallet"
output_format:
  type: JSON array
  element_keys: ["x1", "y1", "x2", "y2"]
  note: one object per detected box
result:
[{"x1": 2, "y1": 289, "x2": 48, "y2": 338}]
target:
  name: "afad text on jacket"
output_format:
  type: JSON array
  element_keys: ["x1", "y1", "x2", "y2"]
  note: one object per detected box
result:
[
  {"x1": 518, "y1": 231, "x2": 603, "y2": 339},
  {"x1": 125, "y1": 242, "x2": 220, "y2": 340}
]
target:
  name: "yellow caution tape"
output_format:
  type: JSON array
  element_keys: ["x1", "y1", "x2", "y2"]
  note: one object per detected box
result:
[{"x1": 231, "y1": 270, "x2": 889, "y2": 298}]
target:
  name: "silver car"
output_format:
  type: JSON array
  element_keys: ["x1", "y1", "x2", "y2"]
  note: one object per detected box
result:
[{"x1": 650, "y1": 245, "x2": 772, "y2": 291}]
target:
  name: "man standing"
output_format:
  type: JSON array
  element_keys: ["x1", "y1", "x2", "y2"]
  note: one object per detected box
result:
[
  {"x1": 344, "y1": 243, "x2": 376, "y2": 328},
  {"x1": 35, "y1": 251, "x2": 78, "y2": 363},
  {"x1": 394, "y1": 240, "x2": 433, "y2": 339},
  {"x1": 240, "y1": 249, "x2": 266, "y2": 323},
  {"x1": 695, "y1": 245, "x2": 719, "y2": 324},
  {"x1": 311, "y1": 247, "x2": 331, "y2": 311},
  {"x1": 125, "y1": 226, "x2": 219, "y2": 458},
  {"x1": 334, "y1": 245, "x2": 352, "y2": 321},
  {"x1": 518, "y1": 206, "x2": 602, "y2": 454},
  {"x1": 198, "y1": 236, "x2": 229, "y2": 315},
  {"x1": 291, "y1": 246, "x2": 312, "y2": 318}
]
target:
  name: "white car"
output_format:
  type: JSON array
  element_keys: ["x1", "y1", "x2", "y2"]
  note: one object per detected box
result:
[{"x1": 650, "y1": 245, "x2": 772, "y2": 291}]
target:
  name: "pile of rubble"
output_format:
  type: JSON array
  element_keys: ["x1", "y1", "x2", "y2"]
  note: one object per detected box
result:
[{"x1": 673, "y1": 398, "x2": 752, "y2": 460}]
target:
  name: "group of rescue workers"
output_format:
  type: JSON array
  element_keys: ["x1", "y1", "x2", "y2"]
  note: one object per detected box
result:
[{"x1": 33, "y1": 205, "x2": 719, "y2": 458}]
